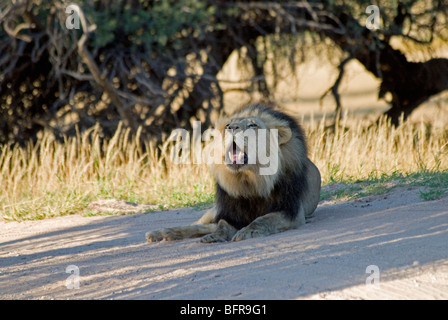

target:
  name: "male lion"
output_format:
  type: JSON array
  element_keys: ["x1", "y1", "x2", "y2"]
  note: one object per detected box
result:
[{"x1": 146, "y1": 104, "x2": 321, "y2": 243}]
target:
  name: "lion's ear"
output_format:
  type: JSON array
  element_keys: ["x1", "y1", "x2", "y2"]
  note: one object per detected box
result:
[
  {"x1": 215, "y1": 117, "x2": 229, "y2": 131},
  {"x1": 276, "y1": 126, "x2": 292, "y2": 144}
]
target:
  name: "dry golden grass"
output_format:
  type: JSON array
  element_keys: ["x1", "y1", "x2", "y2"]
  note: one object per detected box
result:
[
  {"x1": 308, "y1": 115, "x2": 448, "y2": 182},
  {"x1": 0, "y1": 123, "x2": 214, "y2": 221},
  {"x1": 1, "y1": 115, "x2": 447, "y2": 221}
]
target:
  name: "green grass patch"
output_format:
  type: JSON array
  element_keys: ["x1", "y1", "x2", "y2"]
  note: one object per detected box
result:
[{"x1": 321, "y1": 170, "x2": 448, "y2": 202}]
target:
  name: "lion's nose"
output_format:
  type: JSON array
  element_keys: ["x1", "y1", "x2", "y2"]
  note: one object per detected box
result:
[{"x1": 227, "y1": 124, "x2": 240, "y2": 130}]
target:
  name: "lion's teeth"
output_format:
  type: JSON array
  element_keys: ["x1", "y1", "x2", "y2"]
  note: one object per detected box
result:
[{"x1": 227, "y1": 150, "x2": 245, "y2": 163}]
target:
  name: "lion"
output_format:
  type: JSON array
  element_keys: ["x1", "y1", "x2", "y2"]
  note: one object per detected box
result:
[{"x1": 146, "y1": 104, "x2": 321, "y2": 243}]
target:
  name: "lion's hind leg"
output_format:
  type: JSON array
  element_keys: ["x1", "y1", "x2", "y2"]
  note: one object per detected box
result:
[
  {"x1": 192, "y1": 207, "x2": 216, "y2": 225},
  {"x1": 146, "y1": 223, "x2": 217, "y2": 243}
]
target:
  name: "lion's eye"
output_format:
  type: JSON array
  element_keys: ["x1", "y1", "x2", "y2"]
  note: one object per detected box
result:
[{"x1": 248, "y1": 123, "x2": 258, "y2": 128}]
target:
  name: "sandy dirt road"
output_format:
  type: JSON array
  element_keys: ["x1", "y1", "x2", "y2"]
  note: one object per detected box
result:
[{"x1": 1, "y1": 187, "x2": 447, "y2": 300}]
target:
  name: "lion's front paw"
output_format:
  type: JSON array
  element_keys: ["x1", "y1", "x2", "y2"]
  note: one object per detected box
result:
[
  {"x1": 146, "y1": 228, "x2": 182, "y2": 243},
  {"x1": 200, "y1": 233, "x2": 227, "y2": 243},
  {"x1": 146, "y1": 230, "x2": 164, "y2": 243},
  {"x1": 232, "y1": 227, "x2": 264, "y2": 242}
]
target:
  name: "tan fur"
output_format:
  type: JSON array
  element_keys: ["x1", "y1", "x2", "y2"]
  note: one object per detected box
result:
[
  {"x1": 302, "y1": 158, "x2": 321, "y2": 217},
  {"x1": 146, "y1": 105, "x2": 321, "y2": 243}
]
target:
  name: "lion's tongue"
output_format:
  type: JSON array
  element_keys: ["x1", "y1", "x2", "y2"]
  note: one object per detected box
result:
[{"x1": 228, "y1": 150, "x2": 245, "y2": 163}]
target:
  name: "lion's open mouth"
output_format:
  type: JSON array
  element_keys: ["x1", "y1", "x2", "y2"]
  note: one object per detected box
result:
[{"x1": 227, "y1": 141, "x2": 248, "y2": 166}]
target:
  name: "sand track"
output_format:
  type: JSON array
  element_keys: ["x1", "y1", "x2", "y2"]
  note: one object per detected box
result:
[{"x1": 1, "y1": 187, "x2": 447, "y2": 300}]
